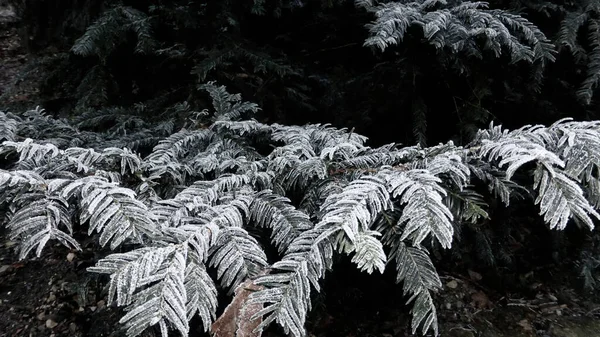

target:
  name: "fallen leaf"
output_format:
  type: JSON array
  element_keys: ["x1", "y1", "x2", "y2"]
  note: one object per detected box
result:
[{"x1": 66, "y1": 252, "x2": 75, "y2": 262}]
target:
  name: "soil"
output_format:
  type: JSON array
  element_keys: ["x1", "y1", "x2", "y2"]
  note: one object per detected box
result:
[
  {"x1": 1, "y1": 6, "x2": 600, "y2": 337},
  {"x1": 0, "y1": 228, "x2": 126, "y2": 337},
  {"x1": 2, "y1": 227, "x2": 600, "y2": 337}
]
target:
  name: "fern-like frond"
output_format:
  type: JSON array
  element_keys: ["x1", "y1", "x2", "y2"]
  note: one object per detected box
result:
[
  {"x1": 185, "y1": 250, "x2": 218, "y2": 329},
  {"x1": 8, "y1": 81, "x2": 600, "y2": 337},
  {"x1": 120, "y1": 6, "x2": 156, "y2": 54},
  {"x1": 444, "y1": 188, "x2": 490, "y2": 225},
  {"x1": 556, "y1": 1, "x2": 600, "y2": 103},
  {"x1": 145, "y1": 129, "x2": 213, "y2": 166},
  {"x1": 557, "y1": 10, "x2": 589, "y2": 60},
  {"x1": 578, "y1": 19, "x2": 600, "y2": 104},
  {"x1": 89, "y1": 246, "x2": 189, "y2": 337},
  {"x1": 0, "y1": 170, "x2": 47, "y2": 194},
  {"x1": 363, "y1": 1, "x2": 555, "y2": 64},
  {"x1": 200, "y1": 81, "x2": 261, "y2": 121},
  {"x1": 279, "y1": 157, "x2": 328, "y2": 191},
  {"x1": 384, "y1": 169, "x2": 454, "y2": 248},
  {"x1": 60, "y1": 177, "x2": 159, "y2": 249},
  {"x1": 63, "y1": 147, "x2": 104, "y2": 173},
  {"x1": 271, "y1": 123, "x2": 368, "y2": 158},
  {"x1": 71, "y1": 6, "x2": 156, "y2": 59},
  {"x1": 192, "y1": 47, "x2": 297, "y2": 82},
  {"x1": 121, "y1": 249, "x2": 188, "y2": 337},
  {"x1": 250, "y1": 259, "x2": 312, "y2": 337},
  {"x1": 391, "y1": 243, "x2": 441, "y2": 335},
  {"x1": 208, "y1": 226, "x2": 269, "y2": 289},
  {"x1": 250, "y1": 190, "x2": 313, "y2": 253},
  {"x1": 318, "y1": 175, "x2": 392, "y2": 244},
  {"x1": 299, "y1": 179, "x2": 346, "y2": 216},
  {"x1": 424, "y1": 150, "x2": 470, "y2": 190},
  {"x1": 249, "y1": 226, "x2": 334, "y2": 337},
  {"x1": 468, "y1": 160, "x2": 525, "y2": 205},
  {"x1": 103, "y1": 147, "x2": 143, "y2": 175},
  {"x1": 0, "y1": 111, "x2": 19, "y2": 142},
  {"x1": 533, "y1": 165, "x2": 599, "y2": 230},
  {"x1": 336, "y1": 144, "x2": 421, "y2": 170},
  {"x1": 350, "y1": 230, "x2": 387, "y2": 274},
  {"x1": 1, "y1": 138, "x2": 60, "y2": 163},
  {"x1": 476, "y1": 122, "x2": 600, "y2": 230},
  {"x1": 7, "y1": 195, "x2": 80, "y2": 259}
]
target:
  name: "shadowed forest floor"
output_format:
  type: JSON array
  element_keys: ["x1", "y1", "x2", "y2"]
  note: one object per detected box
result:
[{"x1": 2, "y1": 224, "x2": 600, "y2": 337}]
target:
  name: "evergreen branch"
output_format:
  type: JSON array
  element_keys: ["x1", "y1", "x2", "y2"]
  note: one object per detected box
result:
[{"x1": 391, "y1": 243, "x2": 441, "y2": 335}]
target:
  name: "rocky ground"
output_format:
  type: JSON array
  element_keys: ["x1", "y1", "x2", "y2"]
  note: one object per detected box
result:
[{"x1": 2, "y1": 228, "x2": 600, "y2": 337}]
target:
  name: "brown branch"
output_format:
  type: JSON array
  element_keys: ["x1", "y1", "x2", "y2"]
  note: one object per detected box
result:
[{"x1": 210, "y1": 273, "x2": 266, "y2": 337}]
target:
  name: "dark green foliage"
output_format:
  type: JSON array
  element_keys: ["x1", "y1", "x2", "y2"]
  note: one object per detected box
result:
[
  {"x1": 71, "y1": 5, "x2": 155, "y2": 59},
  {"x1": 3, "y1": 84, "x2": 600, "y2": 336},
  {"x1": 557, "y1": 0, "x2": 600, "y2": 104},
  {"x1": 8, "y1": 0, "x2": 112, "y2": 51},
  {"x1": 10, "y1": 0, "x2": 598, "y2": 145},
  {"x1": 360, "y1": 0, "x2": 556, "y2": 64}
]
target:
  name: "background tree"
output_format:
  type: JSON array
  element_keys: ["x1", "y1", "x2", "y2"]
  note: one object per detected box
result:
[{"x1": 4, "y1": 0, "x2": 599, "y2": 145}]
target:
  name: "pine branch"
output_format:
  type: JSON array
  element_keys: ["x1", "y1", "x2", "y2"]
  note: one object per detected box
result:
[
  {"x1": 4, "y1": 83, "x2": 600, "y2": 337},
  {"x1": 72, "y1": 6, "x2": 156, "y2": 59},
  {"x1": 0, "y1": 111, "x2": 19, "y2": 142},
  {"x1": 363, "y1": 0, "x2": 556, "y2": 65},
  {"x1": 391, "y1": 243, "x2": 441, "y2": 335}
]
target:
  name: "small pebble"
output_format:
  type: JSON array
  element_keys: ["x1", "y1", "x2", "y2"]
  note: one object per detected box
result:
[{"x1": 45, "y1": 319, "x2": 58, "y2": 329}]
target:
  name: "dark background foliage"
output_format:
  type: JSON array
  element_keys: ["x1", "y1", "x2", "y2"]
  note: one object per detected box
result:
[{"x1": 6, "y1": 0, "x2": 600, "y2": 146}]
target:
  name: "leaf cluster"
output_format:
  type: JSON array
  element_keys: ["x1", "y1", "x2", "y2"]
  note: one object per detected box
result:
[{"x1": 2, "y1": 84, "x2": 600, "y2": 336}]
